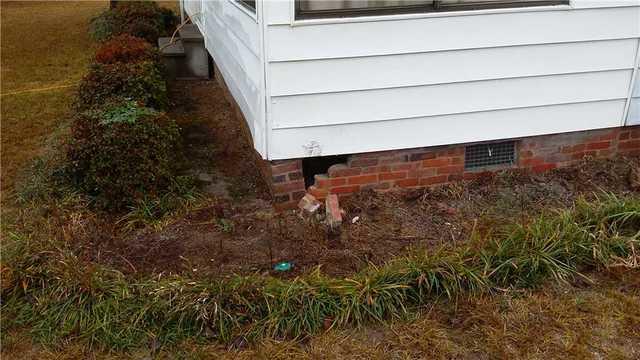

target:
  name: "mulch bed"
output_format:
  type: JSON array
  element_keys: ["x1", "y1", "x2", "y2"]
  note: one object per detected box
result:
[{"x1": 74, "y1": 80, "x2": 640, "y2": 279}]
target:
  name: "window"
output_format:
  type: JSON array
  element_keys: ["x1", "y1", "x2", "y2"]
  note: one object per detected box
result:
[
  {"x1": 296, "y1": 0, "x2": 568, "y2": 19},
  {"x1": 237, "y1": 0, "x2": 256, "y2": 12}
]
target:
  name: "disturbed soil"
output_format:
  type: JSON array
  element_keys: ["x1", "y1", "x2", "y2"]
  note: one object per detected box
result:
[{"x1": 74, "y1": 80, "x2": 640, "y2": 279}]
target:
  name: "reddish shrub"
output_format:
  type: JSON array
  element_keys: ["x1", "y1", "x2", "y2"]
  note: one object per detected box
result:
[
  {"x1": 94, "y1": 34, "x2": 158, "y2": 65},
  {"x1": 76, "y1": 61, "x2": 167, "y2": 111}
]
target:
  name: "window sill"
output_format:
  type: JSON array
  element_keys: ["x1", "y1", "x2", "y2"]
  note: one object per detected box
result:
[{"x1": 290, "y1": 4, "x2": 573, "y2": 27}]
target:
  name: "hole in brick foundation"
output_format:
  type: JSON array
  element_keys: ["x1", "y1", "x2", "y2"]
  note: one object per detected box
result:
[{"x1": 302, "y1": 155, "x2": 348, "y2": 188}]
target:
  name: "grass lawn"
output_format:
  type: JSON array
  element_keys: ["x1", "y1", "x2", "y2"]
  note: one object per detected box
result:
[
  {"x1": 1, "y1": 2, "x2": 639, "y2": 360},
  {"x1": 1, "y1": 1, "x2": 103, "y2": 205}
]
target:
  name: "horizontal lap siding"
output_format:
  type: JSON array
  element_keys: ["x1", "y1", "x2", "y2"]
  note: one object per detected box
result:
[
  {"x1": 270, "y1": 39, "x2": 638, "y2": 96},
  {"x1": 271, "y1": 70, "x2": 632, "y2": 128},
  {"x1": 265, "y1": 4, "x2": 640, "y2": 159},
  {"x1": 185, "y1": 0, "x2": 266, "y2": 156},
  {"x1": 267, "y1": 7, "x2": 640, "y2": 61},
  {"x1": 630, "y1": 100, "x2": 640, "y2": 125},
  {"x1": 628, "y1": 60, "x2": 640, "y2": 125},
  {"x1": 270, "y1": 100, "x2": 626, "y2": 159}
]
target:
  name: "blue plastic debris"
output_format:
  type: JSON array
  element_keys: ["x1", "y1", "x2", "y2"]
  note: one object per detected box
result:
[{"x1": 274, "y1": 261, "x2": 292, "y2": 272}]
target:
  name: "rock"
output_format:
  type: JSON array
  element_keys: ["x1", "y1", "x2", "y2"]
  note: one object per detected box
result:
[
  {"x1": 197, "y1": 172, "x2": 213, "y2": 183},
  {"x1": 325, "y1": 194, "x2": 342, "y2": 232},
  {"x1": 629, "y1": 166, "x2": 640, "y2": 191},
  {"x1": 436, "y1": 202, "x2": 457, "y2": 216},
  {"x1": 298, "y1": 193, "x2": 321, "y2": 215},
  {"x1": 402, "y1": 188, "x2": 423, "y2": 201}
]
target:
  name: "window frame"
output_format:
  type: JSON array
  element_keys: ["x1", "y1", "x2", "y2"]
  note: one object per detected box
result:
[
  {"x1": 294, "y1": 0, "x2": 570, "y2": 20},
  {"x1": 237, "y1": 0, "x2": 256, "y2": 13}
]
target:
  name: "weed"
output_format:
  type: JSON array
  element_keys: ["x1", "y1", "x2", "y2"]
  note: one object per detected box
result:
[{"x1": 216, "y1": 219, "x2": 234, "y2": 234}]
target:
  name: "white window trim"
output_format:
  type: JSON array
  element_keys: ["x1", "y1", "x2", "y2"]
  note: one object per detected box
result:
[
  {"x1": 230, "y1": 0, "x2": 259, "y2": 22},
  {"x1": 289, "y1": 1, "x2": 579, "y2": 27}
]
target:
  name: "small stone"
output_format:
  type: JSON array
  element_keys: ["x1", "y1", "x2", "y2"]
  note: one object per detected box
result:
[
  {"x1": 436, "y1": 202, "x2": 457, "y2": 216},
  {"x1": 298, "y1": 193, "x2": 321, "y2": 215},
  {"x1": 325, "y1": 194, "x2": 342, "y2": 231},
  {"x1": 402, "y1": 188, "x2": 423, "y2": 201},
  {"x1": 197, "y1": 172, "x2": 213, "y2": 183}
]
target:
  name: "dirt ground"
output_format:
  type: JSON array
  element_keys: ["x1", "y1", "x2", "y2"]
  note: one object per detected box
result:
[{"x1": 69, "y1": 79, "x2": 640, "y2": 279}]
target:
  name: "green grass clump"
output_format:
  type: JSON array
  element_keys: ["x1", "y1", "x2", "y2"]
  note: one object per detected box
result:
[{"x1": 2, "y1": 194, "x2": 638, "y2": 351}]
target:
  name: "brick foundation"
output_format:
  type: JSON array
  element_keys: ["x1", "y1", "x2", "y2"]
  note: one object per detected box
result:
[
  {"x1": 265, "y1": 159, "x2": 307, "y2": 209},
  {"x1": 302, "y1": 126, "x2": 640, "y2": 201}
]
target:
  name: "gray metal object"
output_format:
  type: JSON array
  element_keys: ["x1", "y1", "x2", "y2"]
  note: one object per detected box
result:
[{"x1": 464, "y1": 141, "x2": 516, "y2": 170}]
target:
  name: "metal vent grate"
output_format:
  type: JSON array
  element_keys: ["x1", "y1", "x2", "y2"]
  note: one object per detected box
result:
[{"x1": 465, "y1": 141, "x2": 516, "y2": 170}]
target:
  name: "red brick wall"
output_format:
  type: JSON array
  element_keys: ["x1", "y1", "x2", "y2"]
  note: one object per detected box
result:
[
  {"x1": 303, "y1": 126, "x2": 640, "y2": 200},
  {"x1": 268, "y1": 159, "x2": 306, "y2": 209}
]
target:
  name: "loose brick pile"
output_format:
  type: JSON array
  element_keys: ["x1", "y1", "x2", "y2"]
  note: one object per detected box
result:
[{"x1": 303, "y1": 126, "x2": 640, "y2": 201}]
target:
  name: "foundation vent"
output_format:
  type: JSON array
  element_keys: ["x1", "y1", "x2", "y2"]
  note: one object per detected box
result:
[{"x1": 464, "y1": 141, "x2": 516, "y2": 170}]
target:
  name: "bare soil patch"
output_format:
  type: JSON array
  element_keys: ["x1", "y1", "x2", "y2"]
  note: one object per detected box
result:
[{"x1": 71, "y1": 80, "x2": 640, "y2": 278}]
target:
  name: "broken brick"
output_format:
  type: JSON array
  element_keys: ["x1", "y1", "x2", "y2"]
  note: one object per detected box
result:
[{"x1": 325, "y1": 194, "x2": 342, "y2": 230}]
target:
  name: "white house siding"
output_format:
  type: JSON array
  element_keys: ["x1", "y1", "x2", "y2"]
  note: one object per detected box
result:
[
  {"x1": 628, "y1": 41, "x2": 640, "y2": 125},
  {"x1": 265, "y1": 1, "x2": 640, "y2": 160},
  {"x1": 628, "y1": 76, "x2": 640, "y2": 125},
  {"x1": 183, "y1": 0, "x2": 266, "y2": 157}
]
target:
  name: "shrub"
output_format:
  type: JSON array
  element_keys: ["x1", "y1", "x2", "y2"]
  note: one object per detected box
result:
[
  {"x1": 88, "y1": 9, "x2": 119, "y2": 42},
  {"x1": 65, "y1": 100, "x2": 181, "y2": 210},
  {"x1": 76, "y1": 61, "x2": 167, "y2": 111},
  {"x1": 89, "y1": 1, "x2": 178, "y2": 44},
  {"x1": 94, "y1": 34, "x2": 159, "y2": 65}
]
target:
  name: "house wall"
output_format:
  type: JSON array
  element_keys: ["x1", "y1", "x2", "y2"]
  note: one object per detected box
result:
[
  {"x1": 264, "y1": 1, "x2": 640, "y2": 160},
  {"x1": 183, "y1": 0, "x2": 267, "y2": 157},
  {"x1": 628, "y1": 50, "x2": 640, "y2": 124}
]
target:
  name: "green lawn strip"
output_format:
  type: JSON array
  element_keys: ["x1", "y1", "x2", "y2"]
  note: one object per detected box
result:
[{"x1": 2, "y1": 193, "x2": 638, "y2": 351}]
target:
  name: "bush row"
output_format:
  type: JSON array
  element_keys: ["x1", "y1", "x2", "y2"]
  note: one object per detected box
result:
[
  {"x1": 3, "y1": 194, "x2": 639, "y2": 350},
  {"x1": 89, "y1": 1, "x2": 178, "y2": 44},
  {"x1": 64, "y1": 3, "x2": 183, "y2": 210}
]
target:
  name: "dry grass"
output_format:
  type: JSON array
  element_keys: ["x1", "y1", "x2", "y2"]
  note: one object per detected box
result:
[
  {"x1": 1, "y1": 1, "x2": 104, "y2": 205},
  {"x1": 3, "y1": 271, "x2": 638, "y2": 359}
]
